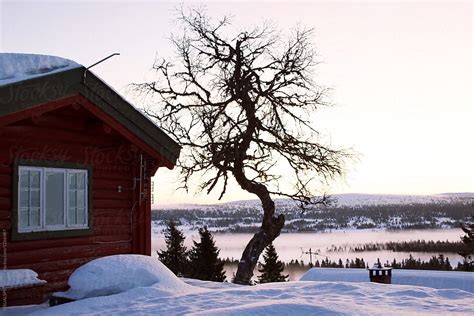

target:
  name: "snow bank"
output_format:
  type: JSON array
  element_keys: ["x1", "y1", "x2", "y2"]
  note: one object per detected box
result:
[
  {"x1": 300, "y1": 268, "x2": 474, "y2": 293},
  {"x1": 0, "y1": 53, "x2": 80, "y2": 86},
  {"x1": 32, "y1": 280, "x2": 473, "y2": 315},
  {"x1": 0, "y1": 269, "x2": 46, "y2": 289},
  {"x1": 55, "y1": 255, "x2": 191, "y2": 300}
]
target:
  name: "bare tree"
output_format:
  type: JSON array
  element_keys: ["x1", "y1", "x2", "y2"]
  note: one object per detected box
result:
[{"x1": 134, "y1": 8, "x2": 350, "y2": 284}]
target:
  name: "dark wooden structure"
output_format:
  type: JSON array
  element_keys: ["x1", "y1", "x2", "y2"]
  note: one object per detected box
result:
[
  {"x1": 368, "y1": 260, "x2": 392, "y2": 284},
  {"x1": 0, "y1": 66, "x2": 180, "y2": 305}
]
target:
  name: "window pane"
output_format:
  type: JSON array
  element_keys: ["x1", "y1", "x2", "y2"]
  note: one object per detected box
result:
[
  {"x1": 68, "y1": 173, "x2": 76, "y2": 189},
  {"x1": 19, "y1": 171, "x2": 29, "y2": 188},
  {"x1": 45, "y1": 171, "x2": 64, "y2": 226},
  {"x1": 30, "y1": 171, "x2": 40, "y2": 188},
  {"x1": 77, "y1": 208, "x2": 86, "y2": 225},
  {"x1": 19, "y1": 208, "x2": 29, "y2": 228},
  {"x1": 68, "y1": 207, "x2": 77, "y2": 225},
  {"x1": 77, "y1": 190, "x2": 85, "y2": 208},
  {"x1": 77, "y1": 173, "x2": 86, "y2": 189},
  {"x1": 69, "y1": 190, "x2": 76, "y2": 207},
  {"x1": 29, "y1": 208, "x2": 41, "y2": 227},
  {"x1": 20, "y1": 189, "x2": 29, "y2": 208},
  {"x1": 30, "y1": 189, "x2": 40, "y2": 208}
]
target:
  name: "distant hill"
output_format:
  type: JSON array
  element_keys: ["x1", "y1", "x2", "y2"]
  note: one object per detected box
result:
[
  {"x1": 155, "y1": 193, "x2": 474, "y2": 210},
  {"x1": 152, "y1": 193, "x2": 473, "y2": 233}
]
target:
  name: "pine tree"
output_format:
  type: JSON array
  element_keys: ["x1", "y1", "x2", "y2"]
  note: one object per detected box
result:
[
  {"x1": 338, "y1": 259, "x2": 343, "y2": 268},
  {"x1": 157, "y1": 221, "x2": 189, "y2": 276},
  {"x1": 257, "y1": 243, "x2": 289, "y2": 283},
  {"x1": 458, "y1": 219, "x2": 473, "y2": 271},
  {"x1": 188, "y1": 227, "x2": 226, "y2": 282}
]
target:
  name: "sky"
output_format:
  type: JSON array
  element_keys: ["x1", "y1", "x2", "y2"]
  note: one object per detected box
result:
[{"x1": 1, "y1": 0, "x2": 472, "y2": 206}]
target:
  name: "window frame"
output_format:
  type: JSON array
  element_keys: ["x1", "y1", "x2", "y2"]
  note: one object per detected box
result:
[{"x1": 12, "y1": 160, "x2": 93, "y2": 241}]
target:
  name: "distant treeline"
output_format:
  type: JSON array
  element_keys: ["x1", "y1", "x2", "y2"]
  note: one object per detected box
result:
[
  {"x1": 152, "y1": 202, "x2": 472, "y2": 232},
  {"x1": 223, "y1": 257, "x2": 368, "y2": 270},
  {"x1": 223, "y1": 254, "x2": 472, "y2": 272},
  {"x1": 386, "y1": 254, "x2": 454, "y2": 271},
  {"x1": 326, "y1": 239, "x2": 465, "y2": 253}
]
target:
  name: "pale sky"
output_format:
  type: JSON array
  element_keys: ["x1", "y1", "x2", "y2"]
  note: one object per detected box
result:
[{"x1": 1, "y1": 0, "x2": 472, "y2": 206}]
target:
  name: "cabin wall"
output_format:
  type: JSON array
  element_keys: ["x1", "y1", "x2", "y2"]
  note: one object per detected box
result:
[{"x1": 0, "y1": 104, "x2": 156, "y2": 304}]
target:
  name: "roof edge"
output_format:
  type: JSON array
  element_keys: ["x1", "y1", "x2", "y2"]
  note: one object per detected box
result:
[{"x1": 0, "y1": 66, "x2": 181, "y2": 166}]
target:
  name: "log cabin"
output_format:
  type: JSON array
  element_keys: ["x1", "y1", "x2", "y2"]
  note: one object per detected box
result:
[{"x1": 0, "y1": 54, "x2": 180, "y2": 306}]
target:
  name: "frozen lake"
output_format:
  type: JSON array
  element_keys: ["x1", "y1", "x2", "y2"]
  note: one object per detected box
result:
[{"x1": 152, "y1": 228, "x2": 465, "y2": 280}]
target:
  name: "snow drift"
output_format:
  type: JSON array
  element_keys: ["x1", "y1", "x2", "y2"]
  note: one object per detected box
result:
[
  {"x1": 32, "y1": 279, "x2": 473, "y2": 315},
  {"x1": 2, "y1": 257, "x2": 472, "y2": 315},
  {"x1": 0, "y1": 269, "x2": 46, "y2": 289},
  {"x1": 55, "y1": 254, "x2": 191, "y2": 300},
  {"x1": 300, "y1": 268, "x2": 474, "y2": 293}
]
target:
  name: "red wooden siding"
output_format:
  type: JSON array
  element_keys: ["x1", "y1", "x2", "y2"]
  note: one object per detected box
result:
[{"x1": 0, "y1": 96, "x2": 158, "y2": 304}]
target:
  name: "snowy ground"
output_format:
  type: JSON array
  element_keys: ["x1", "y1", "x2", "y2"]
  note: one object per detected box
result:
[
  {"x1": 8, "y1": 279, "x2": 472, "y2": 315},
  {"x1": 3, "y1": 256, "x2": 473, "y2": 315},
  {"x1": 300, "y1": 268, "x2": 474, "y2": 293}
]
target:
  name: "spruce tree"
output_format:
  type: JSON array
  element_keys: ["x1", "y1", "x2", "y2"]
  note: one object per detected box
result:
[
  {"x1": 188, "y1": 227, "x2": 226, "y2": 282},
  {"x1": 157, "y1": 221, "x2": 189, "y2": 276},
  {"x1": 257, "y1": 243, "x2": 289, "y2": 283},
  {"x1": 458, "y1": 219, "x2": 474, "y2": 271}
]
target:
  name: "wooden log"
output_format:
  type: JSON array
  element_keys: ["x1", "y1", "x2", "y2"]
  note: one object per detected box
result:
[
  {"x1": 5, "y1": 284, "x2": 48, "y2": 306},
  {"x1": 93, "y1": 199, "x2": 131, "y2": 209},
  {"x1": 7, "y1": 234, "x2": 131, "y2": 252},
  {"x1": 13, "y1": 256, "x2": 104, "y2": 274},
  {"x1": 7, "y1": 242, "x2": 131, "y2": 266},
  {"x1": 92, "y1": 190, "x2": 131, "y2": 201},
  {"x1": 40, "y1": 268, "x2": 76, "y2": 284},
  {"x1": 0, "y1": 174, "x2": 11, "y2": 187},
  {"x1": 0, "y1": 219, "x2": 11, "y2": 229},
  {"x1": 0, "y1": 196, "x2": 11, "y2": 209},
  {"x1": 0, "y1": 187, "x2": 11, "y2": 197},
  {"x1": 0, "y1": 209, "x2": 10, "y2": 220},
  {"x1": 1, "y1": 125, "x2": 124, "y2": 147},
  {"x1": 93, "y1": 226, "x2": 131, "y2": 236},
  {"x1": 94, "y1": 216, "x2": 130, "y2": 226},
  {"x1": 93, "y1": 208, "x2": 132, "y2": 217},
  {"x1": 45, "y1": 281, "x2": 69, "y2": 293}
]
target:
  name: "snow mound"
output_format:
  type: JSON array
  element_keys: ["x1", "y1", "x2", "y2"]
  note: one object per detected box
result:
[
  {"x1": 32, "y1": 280, "x2": 473, "y2": 315},
  {"x1": 56, "y1": 254, "x2": 191, "y2": 300},
  {"x1": 0, "y1": 269, "x2": 46, "y2": 289},
  {"x1": 0, "y1": 53, "x2": 81, "y2": 86},
  {"x1": 300, "y1": 268, "x2": 474, "y2": 293}
]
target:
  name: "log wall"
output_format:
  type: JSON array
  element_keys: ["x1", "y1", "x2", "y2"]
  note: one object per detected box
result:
[{"x1": 0, "y1": 101, "x2": 155, "y2": 305}]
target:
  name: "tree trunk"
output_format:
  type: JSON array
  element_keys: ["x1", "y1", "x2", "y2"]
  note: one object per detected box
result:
[{"x1": 233, "y1": 214, "x2": 285, "y2": 285}]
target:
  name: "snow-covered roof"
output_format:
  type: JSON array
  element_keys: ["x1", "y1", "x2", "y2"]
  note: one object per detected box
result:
[
  {"x1": 0, "y1": 53, "x2": 181, "y2": 165},
  {"x1": 0, "y1": 53, "x2": 81, "y2": 87},
  {"x1": 0, "y1": 269, "x2": 47, "y2": 289}
]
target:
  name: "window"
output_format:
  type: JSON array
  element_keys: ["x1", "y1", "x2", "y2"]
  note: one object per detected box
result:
[{"x1": 17, "y1": 166, "x2": 89, "y2": 232}]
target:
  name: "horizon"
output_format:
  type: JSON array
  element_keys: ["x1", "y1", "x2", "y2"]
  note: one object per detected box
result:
[
  {"x1": 2, "y1": 0, "x2": 472, "y2": 206},
  {"x1": 153, "y1": 191, "x2": 474, "y2": 208}
]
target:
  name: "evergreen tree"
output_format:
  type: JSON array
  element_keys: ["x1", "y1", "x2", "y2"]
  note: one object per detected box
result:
[
  {"x1": 157, "y1": 221, "x2": 189, "y2": 276},
  {"x1": 188, "y1": 227, "x2": 226, "y2": 282},
  {"x1": 257, "y1": 244, "x2": 289, "y2": 283},
  {"x1": 458, "y1": 219, "x2": 474, "y2": 271}
]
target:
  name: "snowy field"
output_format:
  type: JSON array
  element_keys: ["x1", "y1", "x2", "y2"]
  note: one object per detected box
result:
[
  {"x1": 3, "y1": 255, "x2": 473, "y2": 315},
  {"x1": 301, "y1": 268, "x2": 474, "y2": 293},
  {"x1": 9, "y1": 279, "x2": 474, "y2": 315}
]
